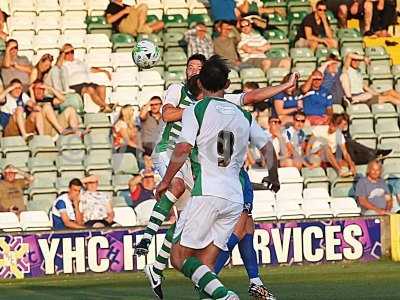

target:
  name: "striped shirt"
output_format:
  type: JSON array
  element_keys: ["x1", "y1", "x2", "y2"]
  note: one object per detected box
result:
[
  {"x1": 185, "y1": 29, "x2": 214, "y2": 59},
  {"x1": 237, "y1": 31, "x2": 269, "y2": 61}
]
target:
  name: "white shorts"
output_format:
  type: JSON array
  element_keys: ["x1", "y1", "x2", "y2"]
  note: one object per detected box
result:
[
  {"x1": 173, "y1": 196, "x2": 243, "y2": 251},
  {"x1": 153, "y1": 150, "x2": 193, "y2": 211}
]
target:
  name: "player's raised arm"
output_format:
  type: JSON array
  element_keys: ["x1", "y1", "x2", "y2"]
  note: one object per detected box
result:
[{"x1": 162, "y1": 83, "x2": 185, "y2": 122}]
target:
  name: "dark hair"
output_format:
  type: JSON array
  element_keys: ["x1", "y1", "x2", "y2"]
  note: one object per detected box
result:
[
  {"x1": 199, "y1": 55, "x2": 230, "y2": 93},
  {"x1": 9, "y1": 78, "x2": 22, "y2": 85},
  {"x1": 294, "y1": 111, "x2": 306, "y2": 118},
  {"x1": 331, "y1": 113, "x2": 346, "y2": 126},
  {"x1": 316, "y1": 0, "x2": 327, "y2": 7},
  {"x1": 280, "y1": 73, "x2": 292, "y2": 84},
  {"x1": 69, "y1": 178, "x2": 83, "y2": 188},
  {"x1": 187, "y1": 74, "x2": 202, "y2": 98},
  {"x1": 341, "y1": 113, "x2": 350, "y2": 123},
  {"x1": 150, "y1": 95, "x2": 162, "y2": 102},
  {"x1": 187, "y1": 54, "x2": 206, "y2": 67},
  {"x1": 243, "y1": 81, "x2": 259, "y2": 90},
  {"x1": 6, "y1": 39, "x2": 18, "y2": 47},
  {"x1": 32, "y1": 79, "x2": 44, "y2": 85}
]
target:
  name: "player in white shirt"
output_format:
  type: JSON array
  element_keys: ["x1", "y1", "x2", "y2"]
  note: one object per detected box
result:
[{"x1": 154, "y1": 56, "x2": 282, "y2": 300}]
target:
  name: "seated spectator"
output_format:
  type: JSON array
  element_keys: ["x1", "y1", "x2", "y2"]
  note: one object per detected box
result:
[
  {"x1": 272, "y1": 73, "x2": 302, "y2": 125},
  {"x1": 316, "y1": 54, "x2": 344, "y2": 105},
  {"x1": 122, "y1": 169, "x2": 156, "y2": 209},
  {"x1": 341, "y1": 52, "x2": 400, "y2": 105},
  {"x1": 80, "y1": 175, "x2": 115, "y2": 228},
  {"x1": 57, "y1": 43, "x2": 113, "y2": 113},
  {"x1": 51, "y1": 178, "x2": 85, "y2": 230},
  {"x1": 282, "y1": 111, "x2": 309, "y2": 169},
  {"x1": 302, "y1": 70, "x2": 333, "y2": 125},
  {"x1": 268, "y1": 117, "x2": 289, "y2": 166},
  {"x1": 0, "y1": 79, "x2": 44, "y2": 139},
  {"x1": 29, "y1": 80, "x2": 84, "y2": 137},
  {"x1": 113, "y1": 105, "x2": 145, "y2": 168},
  {"x1": 185, "y1": 22, "x2": 214, "y2": 59},
  {"x1": 237, "y1": 19, "x2": 290, "y2": 72},
  {"x1": 356, "y1": 160, "x2": 392, "y2": 215},
  {"x1": 139, "y1": 96, "x2": 163, "y2": 156},
  {"x1": 105, "y1": 0, "x2": 163, "y2": 36},
  {"x1": 337, "y1": 0, "x2": 373, "y2": 33},
  {"x1": 307, "y1": 114, "x2": 356, "y2": 177},
  {"x1": 294, "y1": 1, "x2": 338, "y2": 51},
  {"x1": 213, "y1": 21, "x2": 241, "y2": 69},
  {"x1": 367, "y1": 0, "x2": 397, "y2": 37},
  {"x1": 0, "y1": 39, "x2": 32, "y2": 91},
  {"x1": 0, "y1": 9, "x2": 7, "y2": 40},
  {"x1": 338, "y1": 113, "x2": 391, "y2": 165},
  {"x1": 0, "y1": 165, "x2": 33, "y2": 215},
  {"x1": 29, "y1": 53, "x2": 53, "y2": 84}
]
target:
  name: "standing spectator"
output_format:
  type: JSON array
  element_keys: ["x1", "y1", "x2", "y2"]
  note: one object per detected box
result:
[
  {"x1": 121, "y1": 169, "x2": 156, "y2": 209},
  {"x1": 80, "y1": 175, "x2": 115, "y2": 228},
  {"x1": 105, "y1": 0, "x2": 163, "y2": 36},
  {"x1": 271, "y1": 73, "x2": 302, "y2": 125},
  {"x1": 367, "y1": 0, "x2": 397, "y2": 37},
  {"x1": 294, "y1": 1, "x2": 338, "y2": 51},
  {"x1": 184, "y1": 22, "x2": 214, "y2": 58},
  {"x1": 29, "y1": 80, "x2": 83, "y2": 137},
  {"x1": 282, "y1": 111, "x2": 309, "y2": 169},
  {"x1": 51, "y1": 178, "x2": 85, "y2": 230},
  {"x1": 307, "y1": 114, "x2": 356, "y2": 177},
  {"x1": 301, "y1": 70, "x2": 333, "y2": 125},
  {"x1": 237, "y1": 19, "x2": 291, "y2": 72},
  {"x1": 57, "y1": 43, "x2": 113, "y2": 113},
  {"x1": 139, "y1": 96, "x2": 163, "y2": 156},
  {"x1": 355, "y1": 160, "x2": 392, "y2": 215},
  {"x1": 0, "y1": 79, "x2": 44, "y2": 139},
  {"x1": 113, "y1": 105, "x2": 145, "y2": 168},
  {"x1": 0, "y1": 39, "x2": 32, "y2": 91},
  {"x1": 210, "y1": 0, "x2": 237, "y2": 23},
  {"x1": 0, "y1": 165, "x2": 33, "y2": 215},
  {"x1": 213, "y1": 21, "x2": 241, "y2": 69},
  {"x1": 317, "y1": 54, "x2": 344, "y2": 105},
  {"x1": 337, "y1": 0, "x2": 375, "y2": 34},
  {"x1": 341, "y1": 52, "x2": 400, "y2": 105}
]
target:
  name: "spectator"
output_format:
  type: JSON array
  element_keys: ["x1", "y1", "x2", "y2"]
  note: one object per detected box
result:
[
  {"x1": 367, "y1": 0, "x2": 397, "y2": 37},
  {"x1": 213, "y1": 21, "x2": 241, "y2": 69},
  {"x1": 122, "y1": 169, "x2": 156, "y2": 209},
  {"x1": 271, "y1": 73, "x2": 302, "y2": 125},
  {"x1": 301, "y1": 70, "x2": 333, "y2": 125},
  {"x1": 184, "y1": 22, "x2": 214, "y2": 59},
  {"x1": 268, "y1": 117, "x2": 289, "y2": 166},
  {"x1": 57, "y1": 43, "x2": 113, "y2": 113},
  {"x1": 0, "y1": 39, "x2": 32, "y2": 91},
  {"x1": 0, "y1": 79, "x2": 44, "y2": 139},
  {"x1": 0, "y1": 9, "x2": 7, "y2": 40},
  {"x1": 30, "y1": 80, "x2": 84, "y2": 137},
  {"x1": 316, "y1": 54, "x2": 344, "y2": 105},
  {"x1": 355, "y1": 160, "x2": 392, "y2": 215},
  {"x1": 113, "y1": 105, "x2": 145, "y2": 168},
  {"x1": 210, "y1": 0, "x2": 237, "y2": 23},
  {"x1": 294, "y1": 1, "x2": 338, "y2": 51},
  {"x1": 307, "y1": 114, "x2": 356, "y2": 177},
  {"x1": 80, "y1": 175, "x2": 115, "y2": 228},
  {"x1": 337, "y1": 0, "x2": 374, "y2": 34},
  {"x1": 0, "y1": 165, "x2": 33, "y2": 215},
  {"x1": 237, "y1": 19, "x2": 290, "y2": 72},
  {"x1": 29, "y1": 53, "x2": 53, "y2": 84},
  {"x1": 139, "y1": 96, "x2": 163, "y2": 156},
  {"x1": 338, "y1": 113, "x2": 391, "y2": 164},
  {"x1": 282, "y1": 111, "x2": 310, "y2": 169},
  {"x1": 341, "y1": 52, "x2": 400, "y2": 105},
  {"x1": 237, "y1": 0, "x2": 286, "y2": 18},
  {"x1": 51, "y1": 178, "x2": 85, "y2": 230},
  {"x1": 105, "y1": 0, "x2": 163, "y2": 36}
]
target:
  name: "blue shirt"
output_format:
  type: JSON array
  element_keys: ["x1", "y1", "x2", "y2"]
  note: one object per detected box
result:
[
  {"x1": 271, "y1": 92, "x2": 300, "y2": 118},
  {"x1": 322, "y1": 69, "x2": 344, "y2": 105},
  {"x1": 51, "y1": 193, "x2": 76, "y2": 230},
  {"x1": 303, "y1": 88, "x2": 332, "y2": 117},
  {"x1": 210, "y1": 0, "x2": 236, "y2": 21},
  {"x1": 284, "y1": 127, "x2": 306, "y2": 155}
]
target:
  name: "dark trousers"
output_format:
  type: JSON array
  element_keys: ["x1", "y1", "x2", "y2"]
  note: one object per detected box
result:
[{"x1": 346, "y1": 138, "x2": 376, "y2": 165}]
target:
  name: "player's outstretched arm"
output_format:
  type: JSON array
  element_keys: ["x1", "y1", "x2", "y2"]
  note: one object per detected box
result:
[
  {"x1": 242, "y1": 72, "x2": 299, "y2": 105},
  {"x1": 162, "y1": 104, "x2": 185, "y2": 122}
]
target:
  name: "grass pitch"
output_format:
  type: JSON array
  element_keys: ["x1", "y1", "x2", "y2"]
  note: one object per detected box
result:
[{"x1": 1, "y1": 260, "x2": 399, "y2": 300}]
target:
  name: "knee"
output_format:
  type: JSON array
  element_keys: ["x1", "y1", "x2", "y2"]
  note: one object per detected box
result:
[
  {"x1": 364, "y1": 1, "x2": 372, "y2": 11},
  {"x1": 86, "y1": 86, "x2": 96, "y2": 95},
  {"x1": 15, "y1": 106, "x2": 24, "y2": 115},
  {"x1": 64, "y1": 106, "x2": 76, "y2": 115},
  {"x1": 327, "y1": 39, "x2": 338, "y2": 48}
]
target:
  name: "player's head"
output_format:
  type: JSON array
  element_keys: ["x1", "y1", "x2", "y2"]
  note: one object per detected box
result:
[
  {"x1": 198, "y1": 55, "x2": 230, "y2": 93},
  {"x1": 187, "y1": 74, "x2": 203, "y2": 100},
  {"x1": 186, "y1": 54, "x2": 206, "y2": 79}
]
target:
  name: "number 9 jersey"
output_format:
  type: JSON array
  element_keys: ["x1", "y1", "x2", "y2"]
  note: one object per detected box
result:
[{"x1": 178, "y1": 96, "x2": 270, "y2": 204}]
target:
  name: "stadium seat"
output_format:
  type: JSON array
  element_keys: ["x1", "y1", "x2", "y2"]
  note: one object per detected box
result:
[
  {"x1": 252, "y1": 196, "x2": 276, "y2": 221},
  {"x1": 163, "y1": 14, "x2": 188, "y2": 29},
  {"x1": 278, "y1": 167, "x2": 304, "y2": 195},
  {"x1": 290, "y1": 47, "x2": 316, "y2": 68},
  {"x1": 164, "y1": 49, "x2": 187, "y2": 67},
  {"x1": 327, "y1": 167, "x2": 356, "y2": 189},
  {"x1": 60, "y1": 0, "x2": 86, "y2": 15},
  {"x1": 86, "y1": 0, "x2": 110, "y2": 16},
  {"x1": 84, "y1": 154, "x2": 112, "y2": 181},
  {"x1": 9, "y1": 0, "x2": 36, "y2": 17},
  {"x1": 56, "y1": 134, "x2": 85, "y2": 153},
  {"x1": 302, "y1": 187, "x2": 333, "y2": 218},
  {"x1": 365, "y1": 46, "x2": 390, "y2": 62},
  {"x1": 111, "y1": 89, "x2": 139, "y2": 106},
  {"x1": 10, "y1": 31, "x2": 35, "y2": 52},
  {"x1": 382, "y1": 161, "x2": 400, "y2": 180},
  {"x1": 84, "y1": 113, "x2": 112, "y2": 135},
  {"x1": 276, "y1": 189, "x2": 303, "y2": 204},
  {"x1": 29, "y1": 135, "x2": 58, "y2": 160},
  {"x1": 0, "y1": 212, "x2": 22, "y2": 232},
  {"x1": 112, "y1": 196, "x2": 129, "y2": 207},
  {"x1": 59, "y1": 32, "x2": 86, "y2": 52},
  {"x1": 113, "y1": 206, "x2": 138, "y2": 227},
  {"x1": 134, "y1": 199, "x2": 157, "y2": 225},
  {"x1": 332, "y1": 104, "x2": 345, "y2": 114},
  {"x1": 247, "y1": 168, "x2": 267, "y2": 184},
  {"x1": 163, "y1": 31, "x2": 185, "y2": 48},
  {"x1": 287, "y1": 10, "x2": 308, "y2": 26},
  {"x1": 19, "y1": 211, "x2": 52, "y2": 231},
  {"x1": 301, "y1": 167, "x2": 329, "y2": 189},
  {"x1": 376, "y1": 118, "x2": 400, "y2": 144},
  {"x1": 61, "y1": 15, "x2": 87, "y2": 35},
  {"x1": 349, "y1": 118, "x2": 377, "y2": 149},
  {"x1": 111, "y1": 33, "x2": 136, "y2": 52},
  {"x1": 85, "y1": 52, "x2": 113, "y2": 70},
  {"x1": 337, "y1": 28, "x2": 363, "y2": 45},
  {"x1": 341, "y1": 44, "x2": 364, "y2": 57},
  {"x1": 111, "y1": 52, "x2": 138, "y2": 71},
  {"x1": 275, "y1": 201, "x2": 305, "y2": 220},
  {"x1": 56, "y1": 155, "x2": 85, "y2": 178},
  {"x1": 138, "y1": 70, "x2": 165, "y2": 88},
  {"x1": 188, "y1": 13, "x2": 212, "y2": 28},
  {"x1": 112, "y1": 153, "x2": 139, "y2": 175},
  {"x1": 330, "y1": 197, "x2": 361, "y2": 217},
  {"x1": 28, "y1": 157, "x2": 57, "y2": 183},
  {"x1": 371, "y1": 103, "x2": 398, "y2": 120},
  {"x1": 137, "y1": 33, "x2": 164, "y2": 47},
  {"x1": 331, "y1": 184, "x2": 356, "y2": 198},
  {"x1": 7, "y1": 16, "x2": 36, "y2": 35},
  {"x1": 316, "y1": 47, "x2": 340, "y2": 64},
  {"x1": 84, "y1": 133, "x2": 112, "y2": 151},
  {"x1": 36, "y1": 0, "x2": 61, "y2": 17},
  {"x1": 266, "y1": 67, "x2": 290, "y2": 85},
  {"x1": 86, "y1": 15, "x2": 112, "y2": 37},
  {"x1": 1, "y1": 136, "x2": 30, "y2": 162},
  {"x1": 112, "y1": 69, "x2": 139, "y2": 88},
  {"x1": 303, "y1": 187, "x2": 330, "y2": 201},
  {"x1": 113, "y1": 174, "x2": 132, "y2": 193},
  {"x1": 0, "y1": 157, "x2": 28, "y2": 173},
  {"x1": 346, "y1": 103, "x2": 373, "y2": 120},
  {"x1": 371, "y1": 79, "x2": 394, "y2": 94},
  {"x1": 368, "y1": 61, "x2": 393, "y2": 80},
  {"x1": 84, "y1": 34, "x2": 112, "y2": 54},
  {"x1": 291, "y1": 65, "x2": 314, "y2": 81},
  {"x1": 35, "y1": 15, "x2": 61, "y2": 34},
  {"x1": 28, "y1": 178, "x2": 58, "y2": 205},
  {"x1": 240, "y1": 68, "x2": 267, "y2": 85}
]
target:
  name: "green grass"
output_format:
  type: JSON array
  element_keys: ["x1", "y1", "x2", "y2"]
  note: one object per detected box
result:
[{"x1": 0, "y1": 260, "x2": 399, "y2": 300}]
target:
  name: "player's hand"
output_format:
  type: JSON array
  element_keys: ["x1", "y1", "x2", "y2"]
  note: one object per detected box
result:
[{"x1": 155, "y1": 180, "x2": 169, "y2": 200}]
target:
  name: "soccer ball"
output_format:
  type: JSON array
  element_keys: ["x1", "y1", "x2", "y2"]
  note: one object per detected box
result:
[{"x1": 131, "y1": 40, "x2": 160, "y2": 69}]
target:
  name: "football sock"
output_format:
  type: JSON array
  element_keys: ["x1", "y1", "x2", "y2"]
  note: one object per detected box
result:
[
  {"x1": 214, "y1": 233, "x2": 240, "y2": 275},
  {"x1": 143, "y1": 191, "x2": 177, "y2": 241},
  {"x1": 153, "y1": 223, "x2": 176, "y2": 276},
  {"x1": 181, "y1": 257, "x2": 228, "y2": 299},
  {"x1": 239, "y1": 234, "x2": 261, "y2": 282}
]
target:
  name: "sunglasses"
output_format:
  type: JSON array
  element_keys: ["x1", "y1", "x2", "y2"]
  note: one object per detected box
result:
[
  {"x1": 144, "y1": 175, "x2": 154, "y2": 179},
  {"x1": 270, "y1": 120, "x2": 281, "y2": 125},
  {"x1": 11, "y1": 46, "x2": 18, "y2": 50},
  {"x1": 318, "y1": 8, "x2": 327, "y2": 11},
  {"x1": 65, "y1": 50, "x2": 75, "y2": 55},
  {"x1": 241, "y1": 23, "x2": 250, "y2": 28},
  {"x1": 295, "y1": 118, "x2": 306, "y2": 123}
]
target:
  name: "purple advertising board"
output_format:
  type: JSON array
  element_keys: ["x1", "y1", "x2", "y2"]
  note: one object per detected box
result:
[{"x1": 0, "y1": 218, "x2": 381, "y2": 280}]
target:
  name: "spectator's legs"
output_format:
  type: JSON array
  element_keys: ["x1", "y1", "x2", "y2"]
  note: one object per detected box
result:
[
  {"x1": 324, "y1": 146, "x2": 342, "y2": 173},
  {"x1": 118, "y1": 6, "x2": 140, "y2": 36},
  {"x1": 364, "y1": 0, "x2": 373, "y2": 32},
  {"x1": 41, "y1": 103, "x2": 64, "y2": 134},
  {"x1": 95, "y1": 85, "x2": 107, "y2": 104},
  {"x1": 14, "y1": 108, "x2": 29, "y2": 138},
  {"x1": 352, "y1": 92, "x2": 373, "y2": 103},
  {"x1": 325, "y1": 38, "x2": 338, "y2": 49},
  {"x1": 338, "y1": 4, "x2": 349, "y2": 28},
  {"x1": 346, "y1": 138, "x2": 376, "y2": 165},
  {"x1": 261, "y1": 59, "x2": 272, "y2": 72},
  {"x1": 309, "y1": 41, "x2": 319, "y2": 52},
  {"x1": 62, "y1": 107, "x2": 80, "y2": 130},
  {"x1": 379, "y1": 90, "x2": 400, "y2": 105},
  {"x1": 83, "y1": 86, "x2": 108, "y2": 109},
  {"x1": 28, "y1": 111, "x2": 44, "y2": 135},
  {"x1": 0, "y1": 10, "x2": 7, "y2": 40}
]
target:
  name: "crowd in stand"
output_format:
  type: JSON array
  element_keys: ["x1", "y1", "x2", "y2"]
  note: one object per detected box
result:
[{"x1": 0, "y1": 0, "x2": 400, "y2": 230}]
